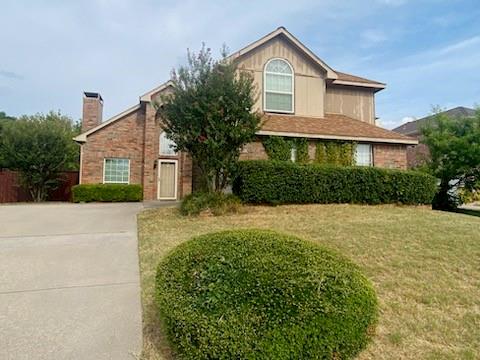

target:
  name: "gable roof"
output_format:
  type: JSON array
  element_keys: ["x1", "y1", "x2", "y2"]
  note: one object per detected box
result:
[
  {"x1": 258, "y1": 113, "x2": 417, "y2": 145},
  {"x1": 74, "y1": 80, "x2": 173, "y2": 143},
  {"x1": 75, "y1": 27, "x2": 386, "y2": 142},
  {"x1": 73, "y1": 103, "x2": 141, "y2": 143},
  {"x1": 139, "y1": 80, "x2": 174, "y2": 102},
  {"x1": 227, "y1": 27, "x2": 338, "y2": 79},
  {"x1": 392, "y1": 106, "x2": 476, "y2": 136}
]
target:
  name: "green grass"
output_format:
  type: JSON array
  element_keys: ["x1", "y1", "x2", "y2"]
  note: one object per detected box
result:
[{"x1": 137, "y1": 204, "x2": 480, "y2": 359}]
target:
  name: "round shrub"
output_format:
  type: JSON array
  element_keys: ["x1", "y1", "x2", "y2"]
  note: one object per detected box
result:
[{"x1": 155, "y1": 229, "x2": 378, "y2": 359}]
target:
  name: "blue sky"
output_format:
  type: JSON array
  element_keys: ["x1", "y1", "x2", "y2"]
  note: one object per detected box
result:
[{"x1": 1, "y1": 0, "x2": 479, "y2": 129}]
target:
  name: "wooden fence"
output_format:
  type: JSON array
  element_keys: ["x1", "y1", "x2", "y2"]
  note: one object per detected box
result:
[{"x1": 0, "y1": 170, "x2": 79, "y2": 203}]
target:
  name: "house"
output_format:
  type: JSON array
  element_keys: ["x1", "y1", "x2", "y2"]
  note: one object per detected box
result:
[
  {"x1": 74, "y1": 27, "x2": 417, "y2": 201},
  {"x1": 392, "y1": 106, "x2": 476, "y2": 168}
]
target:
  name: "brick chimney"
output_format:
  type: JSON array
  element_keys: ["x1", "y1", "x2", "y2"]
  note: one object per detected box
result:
[{"x1": 82, "y1": 92, "x2": 103, "y2": 132}]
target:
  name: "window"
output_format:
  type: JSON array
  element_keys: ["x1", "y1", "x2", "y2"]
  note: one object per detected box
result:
[
  {"x1": 290, "y1": 145, "x2": 297, "y2": 162},
  {"x1": 159, "y1": 131, "x2": 176, "y2": 155},
  {"x1": 355, "y1": 144, "x2": 372, "y2": 166},
  {"x1": 103, "y1": 158, "x2": 130, "y2": 183},
  {"x1": 264, "y1": 58, "x2": 294, "y2": 113}
]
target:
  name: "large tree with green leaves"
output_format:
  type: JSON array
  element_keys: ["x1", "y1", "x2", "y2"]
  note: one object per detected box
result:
[
  {"x1": 156, "y1": 45, "x2": 261, "y2": 192},
  {"x1": 0, "y1": 111, "x2": 80, "y2": 201},
  {"x1": 421, "y1": 109, "x2": 480, "y2": 210}
]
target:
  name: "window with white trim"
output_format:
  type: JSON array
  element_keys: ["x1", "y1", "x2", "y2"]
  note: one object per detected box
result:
[
  {"x1": 103, "y1": 158, "x2": 130, "y2": 183},
  {"x1": 355, "y1": 144, "x2": 372, "y2": 166},
  {"x1": 290, "y1": 145, "x2": 297, "y2": 162},
  {"x1": 264, "y1": 58, "x2": 294, "y2": 113},
  {"x1": 159, "y1": 131, "x2": 177, "y2": 155}
]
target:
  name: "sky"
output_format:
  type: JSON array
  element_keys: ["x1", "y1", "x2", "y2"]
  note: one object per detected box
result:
[{"x1": 1, "y1": 0, "x2": 479, "y2": 129}]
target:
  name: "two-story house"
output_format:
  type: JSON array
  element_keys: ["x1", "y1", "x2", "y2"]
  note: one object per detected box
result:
[{"x1": 74, "y1": 27, "x2": 417, "y2": 201}]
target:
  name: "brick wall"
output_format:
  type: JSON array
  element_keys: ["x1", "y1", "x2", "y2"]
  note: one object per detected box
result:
[
  {"x1": 80, "y1": 103, "x2": 192, "y2": 200},
  {"x1": 373, "y1": 144, "x2": 407, "y2": 170},
  {"x1": 80, "y1": 108, "x2": 145, "y2": 185},
  {"x1": 239, "y1": 141, "x2": 269, "y2": 160},
  {"x1": 406, "y1": 143, "x2": 430, "y2": 169}
]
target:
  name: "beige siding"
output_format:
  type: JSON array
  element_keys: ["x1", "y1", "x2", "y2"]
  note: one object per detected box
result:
[
  {"x1": 325, "y1": 85, "x2": 375, "y2": 124},
  {"x1": 236, "y1": 36, "x2": 325, "y2": 118}
]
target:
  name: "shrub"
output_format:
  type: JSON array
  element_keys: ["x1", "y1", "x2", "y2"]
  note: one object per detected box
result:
[
  {"x1": 180, "y1": 192, "x2": 241, "y2": 216},
  {"x1": 72, "y1": 184, "x2": 143, "y2": 202},
  {"x1": 233, "y1": 160, "x2": 437, "y2": 205},
  {"x1": 155, "y1": 229, "x2": 378, "y2": 359}
]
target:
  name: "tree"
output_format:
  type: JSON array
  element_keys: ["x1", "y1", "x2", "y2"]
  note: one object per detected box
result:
[
  {"x1": 421, "y1": 109, "x2": 480, "y2": 210},
  {"x1": 0, "y1": 111, "x2": 80, "y2": 201},
  {"x1": 156, "y1": 45, "x2": 261, "y2": 192},
  {"x1": 0, "y1": 111, "x2": 16, "y2": 168}
]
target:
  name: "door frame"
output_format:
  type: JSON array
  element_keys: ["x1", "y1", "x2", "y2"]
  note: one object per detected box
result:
[{"x1": 157, "y1": 159, "x2": 178, "y2": 200}]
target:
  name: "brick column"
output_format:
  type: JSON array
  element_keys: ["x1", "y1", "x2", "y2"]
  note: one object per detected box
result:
[
  {"x1": 180, "y1": 153, "x2": 193, "y2": 198},
  {"x1": 142, "y1": 103, "x2": 158, "y2": 200}
]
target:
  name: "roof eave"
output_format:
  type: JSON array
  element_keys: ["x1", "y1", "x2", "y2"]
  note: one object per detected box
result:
[
  {"x1": 139, "y1": 80, "x2": 174, "y2": 102},
  {"x1": 256, "y1": 130, "x2": 418, "y2": 145},
  {"x1": 330, "y1": 79, "x2": 386, "y2": 91},
  {"x1": 73, "y1": 103, "x2": 142, "y2": 143}
]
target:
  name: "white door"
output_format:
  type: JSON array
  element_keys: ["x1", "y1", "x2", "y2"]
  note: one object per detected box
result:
[{"x1": 158, "y1": 160, "x2": 178, "y2": 200}]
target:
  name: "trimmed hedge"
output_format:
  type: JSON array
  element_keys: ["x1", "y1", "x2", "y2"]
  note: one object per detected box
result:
[
  {"x1": 233, "y1": 160, "x2": 437, "y2": 205},
  {"x1": 72, "y1": 184, "x2": 143, "y2": 203},
  {"x1": 156, "y1": 229, "x2": 378, "y2": 359}
]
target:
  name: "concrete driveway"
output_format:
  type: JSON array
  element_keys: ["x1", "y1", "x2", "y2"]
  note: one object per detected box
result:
[{"x1": 0, "y1": 203, "x2": 143, "y2": 360}]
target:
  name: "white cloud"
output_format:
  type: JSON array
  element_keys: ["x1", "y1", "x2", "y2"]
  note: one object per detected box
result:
[{"x1": 360, "y1": 29, "x2": 388, "y2": 47}]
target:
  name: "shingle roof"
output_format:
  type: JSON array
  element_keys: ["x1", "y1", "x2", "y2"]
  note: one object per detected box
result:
[
  {"x1": 258, "y1": 113, "x2": 417, "y2": 144},
  {"x1": 335, "y1": 71, "x2": 385, "y2": 86},
  {"x1": 392, "y1": 106, "x2": 476, "y2": 136}
]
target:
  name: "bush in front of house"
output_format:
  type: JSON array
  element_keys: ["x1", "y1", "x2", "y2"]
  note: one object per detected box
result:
[
  {"x1": 72, "y1": 184, "x2": 143, "y2": 202},
  {"x1": 180, "y1": 192, "x2": 242, "y2": 216},
  {"x1": 155, "y1": 229, "x2": 378, "y2": 359},
  {"x1": 233, "y1": 160, "x2": 437, "y2": 205}
]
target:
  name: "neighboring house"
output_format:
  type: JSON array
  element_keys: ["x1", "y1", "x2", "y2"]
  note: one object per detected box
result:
[
  {"x1": 74, "y1": 27, "x2": 417, "y2": 201},
  {"x1": 393, "y1": 106, "x2": 476, "y2": 168}
]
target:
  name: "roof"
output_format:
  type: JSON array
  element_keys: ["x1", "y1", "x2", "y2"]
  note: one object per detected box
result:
[
  {"x1": 332, "y1": 71, "x2": 385, "y2": 90},
  {"x1": 139, "y1": 80, "x2": 174, "y2": 102},
  {"x1": 73, "y1": 104, "x2": 141, "y2": 143},
  {"x1": 392, "y1": 106, "x2": 476, "y2": 136},
  {"x1": 258, "y1": 113, "x2": 418, "y2": 145},
  {"x1": 227, "y1": 27, "x2": 338, "y2": 79},
  {"x1": 227, "y1": 27, "x2": 385, "y2": 90},
  {"x1": 76, "y1": 27, "x2": 386, "y2": 141},
  {"x1": 75, "y1": 80, "x2": 173, "y2": 142}
]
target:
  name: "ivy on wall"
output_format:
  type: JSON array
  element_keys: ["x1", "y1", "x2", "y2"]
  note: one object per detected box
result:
[
  {"x1": 262, "y1": 136, "x2": 356, "y2": 166},
  {"x1": 315, "y1": 141, "x2": 356, "y2": 166},
  {"x1": 262, "y1": 136, "x2": 309, "y2": 163}
]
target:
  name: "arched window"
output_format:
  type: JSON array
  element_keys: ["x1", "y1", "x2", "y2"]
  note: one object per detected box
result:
[
  {"x1": 264, "y1": 58, "x2": 294, "y2": 113},
  {"x1": 159, "y1": 131, "x2": 176, "y2": 155}
]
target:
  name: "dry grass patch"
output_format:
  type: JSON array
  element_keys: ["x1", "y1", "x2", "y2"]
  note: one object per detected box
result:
[{"x1": 137, "y1": 204, "x2": 480, "y2": 360}]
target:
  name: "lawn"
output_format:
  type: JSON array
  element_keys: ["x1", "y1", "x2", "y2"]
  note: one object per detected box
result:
[{"x1": 137, "y1": 204, "x2": 480, "y2": 360}]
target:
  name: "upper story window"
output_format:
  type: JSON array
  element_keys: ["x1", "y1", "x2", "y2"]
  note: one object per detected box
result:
[
  {"x1": 264, "y1": 58, "x2": 294, "y2": 113},
  {"x1": 355, "y1": 144, "x2": 372, "y2": 166},
  {"x1": 159, "y1": 131, "x2": 177, "y2": 155}
]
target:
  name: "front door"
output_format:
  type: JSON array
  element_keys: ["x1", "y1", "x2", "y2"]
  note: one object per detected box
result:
[{"x1": 158, "y1": 160, "x2": 177, "y2": 200}]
